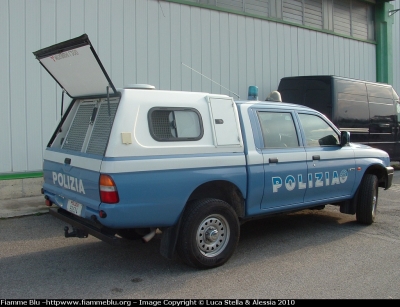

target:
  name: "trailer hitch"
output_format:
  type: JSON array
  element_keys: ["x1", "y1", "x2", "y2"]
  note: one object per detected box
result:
[{"x1": 64, "y1": 226, "x2": 89, "y2": 238}]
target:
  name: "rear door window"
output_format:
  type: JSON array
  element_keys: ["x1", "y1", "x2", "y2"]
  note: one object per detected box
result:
[{"x1": 257, "y1": 111, "x2": 299, "y2": 148}]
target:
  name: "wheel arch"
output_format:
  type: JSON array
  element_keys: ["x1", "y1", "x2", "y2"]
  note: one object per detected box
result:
[
  {"x1": 363, "y1": 164, "x2": 389, "y2": 189},
  {"x1": 341, "y1": 164, "x2": 387, "y2": 215},
  {"x1": 187, "y1": 180, "x2": 245, "y2": 219},
  {"x1": 159, "y1": 180, "x2": 245, "y2": 260}
]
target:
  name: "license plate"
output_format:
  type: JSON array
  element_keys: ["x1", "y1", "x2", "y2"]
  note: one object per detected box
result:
[{"x1": 66, "y1": 200, "x2": 83, "y2": 216}]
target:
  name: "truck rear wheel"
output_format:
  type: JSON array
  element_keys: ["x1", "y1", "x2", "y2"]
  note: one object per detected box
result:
[
  {"x1": 356, "y1": 174, "x2": 378, "y2": 225},
  {"x1": 176, "y1": 198, "x2": 240, "y2": 269}
]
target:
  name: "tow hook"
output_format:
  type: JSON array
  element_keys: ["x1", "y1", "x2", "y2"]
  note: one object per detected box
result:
[{"x1": 64, "y1": 226, "x2": 88, "y2": 238}]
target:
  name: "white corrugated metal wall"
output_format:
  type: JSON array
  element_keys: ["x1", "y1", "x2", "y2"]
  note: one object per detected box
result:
[{"x1": 0, "y1": 0, "x2": 377, "y2": 175}]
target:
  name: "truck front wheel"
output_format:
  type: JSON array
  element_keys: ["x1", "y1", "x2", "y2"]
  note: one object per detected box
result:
[
  {"x1": 177, "y1": 198, "x2": 240, "y2": 269},
  {"x1": 356, "y1": 174, "x2": 378, "y2": 225}
]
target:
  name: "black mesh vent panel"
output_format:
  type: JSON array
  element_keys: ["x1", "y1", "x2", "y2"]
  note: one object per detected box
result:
[
  {"x1": 62, "y1": 103, "x2": 96, "y2": 152},
  {"x1": 151, "y1": 111, "x2": 173, "y2": 139},
  {"x1": 86, "y1": 101, "x2": 119, "y2": 156}
]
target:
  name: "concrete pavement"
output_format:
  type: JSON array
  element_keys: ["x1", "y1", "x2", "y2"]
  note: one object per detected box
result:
[{"x1": 0, "y1": 195, "x2": 49, "y2": 218}]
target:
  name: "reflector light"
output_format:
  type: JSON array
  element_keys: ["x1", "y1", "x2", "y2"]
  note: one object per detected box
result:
[{"x1": 99, "y1": 174, "x2": 119, "y2": 204}]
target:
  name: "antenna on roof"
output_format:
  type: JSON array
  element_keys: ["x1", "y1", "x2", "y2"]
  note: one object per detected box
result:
[{"x1": 182, "y1": 63, "x2": 240, "y2": 99}]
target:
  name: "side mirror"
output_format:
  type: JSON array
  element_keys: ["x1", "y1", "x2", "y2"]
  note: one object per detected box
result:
[{"x1": 340, "y1": 131, "x2": 350, "y2": 146}]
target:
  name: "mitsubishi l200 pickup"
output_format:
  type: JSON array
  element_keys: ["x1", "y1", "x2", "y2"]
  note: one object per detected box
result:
[{"x1": 34, "y1": 34, "x2": 393, "y2": 269}]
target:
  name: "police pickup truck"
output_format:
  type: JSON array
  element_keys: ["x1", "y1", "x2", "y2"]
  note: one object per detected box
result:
[{"x1": 34, "y1": 34, "x2": 394, "y2": 269}]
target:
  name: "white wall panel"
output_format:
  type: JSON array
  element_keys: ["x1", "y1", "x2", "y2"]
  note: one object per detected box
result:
[
  {"x1": 246, "y1": 18, "x2": 256, "y2": 95},
  {"x1": 261, "y1": 20, "x2": 271, "y2": 94},
  {"x1": 40, "y1": 0, "x2": 59, "y2": 150},
  {"x1": 316, "y1": 31, "x2": 324, "y2": 75},
  {"x1": 353, "y1": 41, "x2": 359, "y2": 79},
  {"x1": 0, "y1": 0, "x2": 11, "y2": 173},
  {"x1": 327, "y1": 34, "x2": 335, "y2": 73},
  {"x1": 0, "y1": 0, "x2": 379, "y2": 174},
  {"x1": 310, "y1": 31, "x2": 317, "y2": 73},
  {"x1": 123, "y1": 0, "x2": 137, "y2": 87},
  {"x1": 57, "y1": 0, "x2": 71, "y2": 42},
  {"x1": 170, "y1": 3, "x2": 182, "y2": 90},
  {"x1": 229, "y1": 14, "x2": 240, "y2": 98},
  {"x1": 276, "y1": 23, "x2": 286, "y2": 87},
  {"x1": 181, "y1": 5, "x2": 192, "y2": 91},
  {"x1": 343, "y1": 38, "x2": 350, "y2": 77},
  {"x1": 220, "y1": 12, "x2": 231, "y2": 96},
  {"x1": 160, "y1": 1, "x2": 172, "y2": 90},
  {"x1": 303, "y1": 29, "x2": 312, "y2": 75},
  {"x1": 254, "y1": 19, "x2": 263, "y2": 98},
  {"x1": 10, "y1": 0, "x2": 28, "y2": 172},
  {"x1": 84, "y1": 0, "x2": 99, "y2": 51},
  {"x1": 71, "y1": 0, "x2": 85, "y2": 38},
  {"x1": 361, "y1": 42, "x2": 367, "y2": 79},
  {"x1": 110, "y1": 0, "x2": 124, "y2": 88},
  {"x1": 191, "y1": 7, "x2": 202, "y2": 93},
  {"x1": 200, "y1": 9, "x2": 212, "y2": 93},
  {"x1": 297, "y1": 28, "x2": 305, "y2": 76},
  {"x1": 148, "y1": 0, "x2": 160, "y2": 89},
  {"x1": 283, "y1": 25, "x2": 292, "y2": 77},
  {"x1": 217, "y1": 14, "x2": 231, "y2": 95},
  {"x1": 321, "y1": 33, "x2": 328, "y2": 73},
  {"x1": 136, "y1": 0, "x2": 149, "y2": 84},
  {"x1": 98, "y1": 1, "x2": 112, "y2": 80},
  {"x1": 290, "y1": 27, "x2": 299, "y2": 76},
  {"x1": 26, "y1": 1, "x2": 43, "y2": 171},
  {"x1": 237, "y1": 15, "x2": 247, "y2": 98},
  {"x1": 210, "y1": 10, "x2": 221, "y2": 93},
  {"x1": 268, "y1": 21, "x2": 279, "y2": 94}
]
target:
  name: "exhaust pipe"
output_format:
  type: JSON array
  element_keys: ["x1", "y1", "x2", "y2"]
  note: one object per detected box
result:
[{"x1": 142, "y1": 228, "x2": 157, "y2": 243}]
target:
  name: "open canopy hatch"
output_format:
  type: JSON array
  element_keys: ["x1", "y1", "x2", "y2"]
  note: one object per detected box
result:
[{"x1": 33, "y1": 34, "x2": 117, "y2": 98}]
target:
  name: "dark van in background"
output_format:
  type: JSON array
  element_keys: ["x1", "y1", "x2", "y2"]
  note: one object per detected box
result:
[{"x1": 277, "y1": 75, "x2": 400, "y2": 161}]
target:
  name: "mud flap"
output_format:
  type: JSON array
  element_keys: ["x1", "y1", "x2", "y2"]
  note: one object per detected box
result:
[
  {"x1": 340, "y1": 192, "x2": 358, "y2": 215},
  {"x1": 159, "y1": 215, "x2": 183, "y2": 259}
]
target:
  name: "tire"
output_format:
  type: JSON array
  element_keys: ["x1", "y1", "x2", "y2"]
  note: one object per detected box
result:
[
  {"x1": 176, "y1": 198, "x2": 240, "y2": 269},
  {"x1": 356, "y1": 174, "x2": 379, "y2": 225},
  {"x1": 117, "y1": 228, "x2": 151, "y2": 240}
]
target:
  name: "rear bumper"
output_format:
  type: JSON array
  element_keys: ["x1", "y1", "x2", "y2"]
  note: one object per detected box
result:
[
  {"x1": 386, "y1": 166, "x2": 394, "y2": 190},
  {"x1": 49, "y1": 207, "x2": 120, "y2": 245}
]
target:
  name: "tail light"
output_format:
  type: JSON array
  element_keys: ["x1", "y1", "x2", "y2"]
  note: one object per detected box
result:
[{"x1": 99, "y1": 174, "x2": 119, "y2": 204}]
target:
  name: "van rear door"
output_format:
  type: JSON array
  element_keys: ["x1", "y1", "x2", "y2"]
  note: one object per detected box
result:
[{"x1": 366, "y1": 83, "x2": 397, "y2": 159}]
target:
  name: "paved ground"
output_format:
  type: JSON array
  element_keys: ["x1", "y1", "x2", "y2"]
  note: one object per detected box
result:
[{"x1": 0, "y1": 195, "x2": 48, "y2": 218}]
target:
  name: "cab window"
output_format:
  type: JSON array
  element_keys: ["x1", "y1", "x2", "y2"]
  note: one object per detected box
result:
[
  {"x1": 298, "y1": 113, "x2": 339, "y2": 146},
  {"x1": 258, "y1": 111, "x2": 299, "y2": 148}
]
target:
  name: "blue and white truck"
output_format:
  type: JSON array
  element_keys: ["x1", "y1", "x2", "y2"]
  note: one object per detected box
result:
[{"x1": 34, "y1": 34, "x2": 394, "y2": 269}]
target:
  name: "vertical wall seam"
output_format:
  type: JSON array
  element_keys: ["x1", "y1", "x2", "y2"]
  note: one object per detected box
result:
[
  {"x1": 8, "y1": 0, "x2": 12, "y2": 172},
  {"x1": 24, "y1": 0, "x2": 28, "y2": 170}
]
